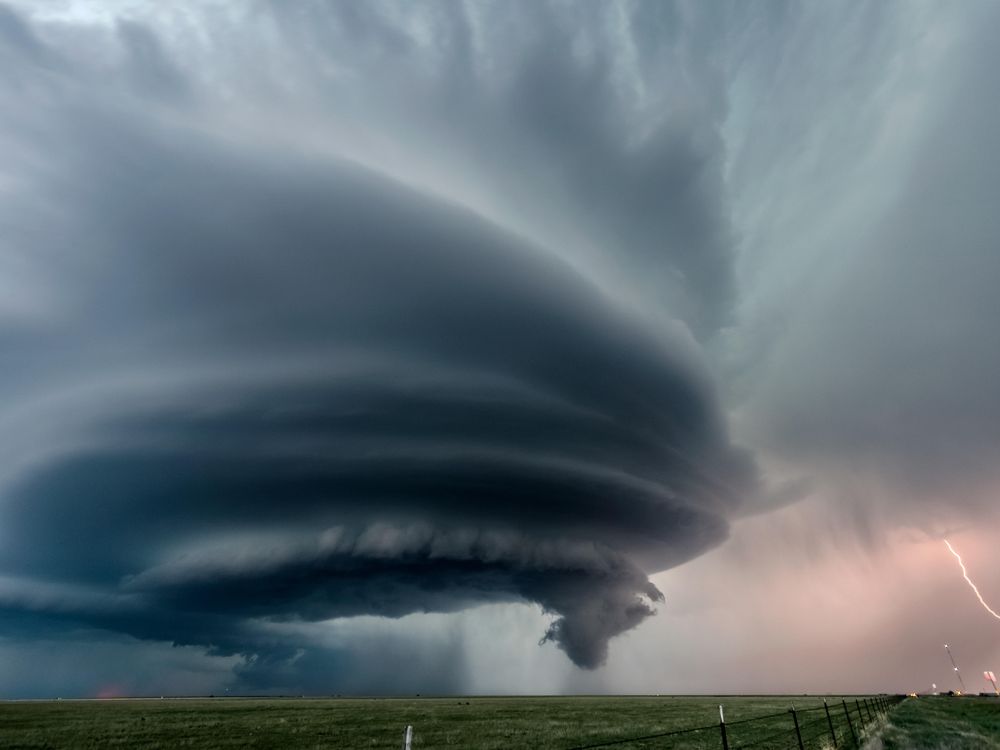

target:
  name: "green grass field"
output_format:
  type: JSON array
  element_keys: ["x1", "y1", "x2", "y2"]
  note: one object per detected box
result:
[
  {"x1": 879, "y1": 696, "x2": 1000, "y2": 750},
  {"x1": 0, "y1": 695, "x2": 893, "y2": 750}
]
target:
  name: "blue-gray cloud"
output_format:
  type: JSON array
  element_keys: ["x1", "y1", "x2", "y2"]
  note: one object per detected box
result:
[
  {"x1": 0, "y1": 0, "x2": 754, "y2": 687},
  {"x1": 9, "y1": 0, "x2": 1000, "y2": 698}
]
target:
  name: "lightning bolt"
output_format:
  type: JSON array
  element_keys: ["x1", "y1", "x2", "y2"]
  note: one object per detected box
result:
[{"x1": 944, "y1": 539, "x2": 1000, "y2": 621}]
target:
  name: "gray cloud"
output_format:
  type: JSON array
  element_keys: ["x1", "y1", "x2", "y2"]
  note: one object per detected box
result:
[
  {"x1": 727, "y1": 0, "x2": 1000, "y2": 530},
  {"x1": 7, "y1": 0, "x2": 999, "y2": 698},
  {"x1": 0, "y1": 0, "x2": 754, "y2": 686}
]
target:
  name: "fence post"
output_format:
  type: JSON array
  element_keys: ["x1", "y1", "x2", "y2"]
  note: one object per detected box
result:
[
  {"x1": 862, "y1": 698, "x2": 872, "y2": 723},
  {"x1": 719, "y1": 704, "x2": 730, "y2": 750},
  {"x1": 823, "y1": 699, "x2": 838, "y2": 749},
  {"x1": 790, "y1": 707, "x2": 805, "y2": 750},
  {"x1": 842, "y1": 700, "x2": 858, "y2": 748},
  {"x1": 402, "y1": 725, "x2": 413, "y2": 750}
]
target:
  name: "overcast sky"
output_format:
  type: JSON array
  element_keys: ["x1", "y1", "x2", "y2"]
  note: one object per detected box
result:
[{"x1": 1, "y1": 0, "x2": 999, "y2": 698}]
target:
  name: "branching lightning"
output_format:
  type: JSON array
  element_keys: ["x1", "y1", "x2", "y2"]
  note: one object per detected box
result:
[{"x1": 944, "y1": 539, "x2": 1000, "y2": 621}]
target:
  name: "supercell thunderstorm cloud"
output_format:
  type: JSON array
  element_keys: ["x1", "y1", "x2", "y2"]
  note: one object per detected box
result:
[
  {"x1": 3, "y1": 0, "x2": 1000, "y2": 697},
  {"x1": 0, "y1": 0, "x2": 755, "y2": 686}
]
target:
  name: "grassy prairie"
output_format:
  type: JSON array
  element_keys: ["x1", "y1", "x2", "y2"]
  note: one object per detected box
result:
[
  {"x1": 878, "y1": 696, "x2": 1000, "y2": 750},
  {"x1": 0, "y1": 695, "x2": 889, "y2": 750}
]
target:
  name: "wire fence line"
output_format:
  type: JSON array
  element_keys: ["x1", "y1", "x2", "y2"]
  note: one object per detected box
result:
[
  {"x1": 562, "y1": 723, "x2": 720, "y2": 750},
  {"x1": 562, "y1": 695, "x2": 905, "y2": 750}
]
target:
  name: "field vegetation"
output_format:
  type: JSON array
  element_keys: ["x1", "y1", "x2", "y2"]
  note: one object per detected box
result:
[
  {"x1": 0, "y1": 695, "x2": 894, "y2": 750},
  {"x1": 878, "y1": 696, "x2": 1000, "y2": 750}
]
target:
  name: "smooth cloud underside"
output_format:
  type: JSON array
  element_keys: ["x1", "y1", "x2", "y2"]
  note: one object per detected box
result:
[{"x1": 0, "y1": 3, "x2": 755, "y2": 673}]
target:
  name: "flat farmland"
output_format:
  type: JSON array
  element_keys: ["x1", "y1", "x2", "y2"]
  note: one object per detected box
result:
[
  {"x1": 0, "y1": 695, "x2": 893, "y2": 750},
  {"x1": 880, "y1": 696, "x2": 1000, "y2": 750}
]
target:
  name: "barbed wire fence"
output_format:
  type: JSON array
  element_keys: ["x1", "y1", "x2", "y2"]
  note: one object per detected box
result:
[{"x1": 560, "y1": 695, "x2": 905, "y2": 750}]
